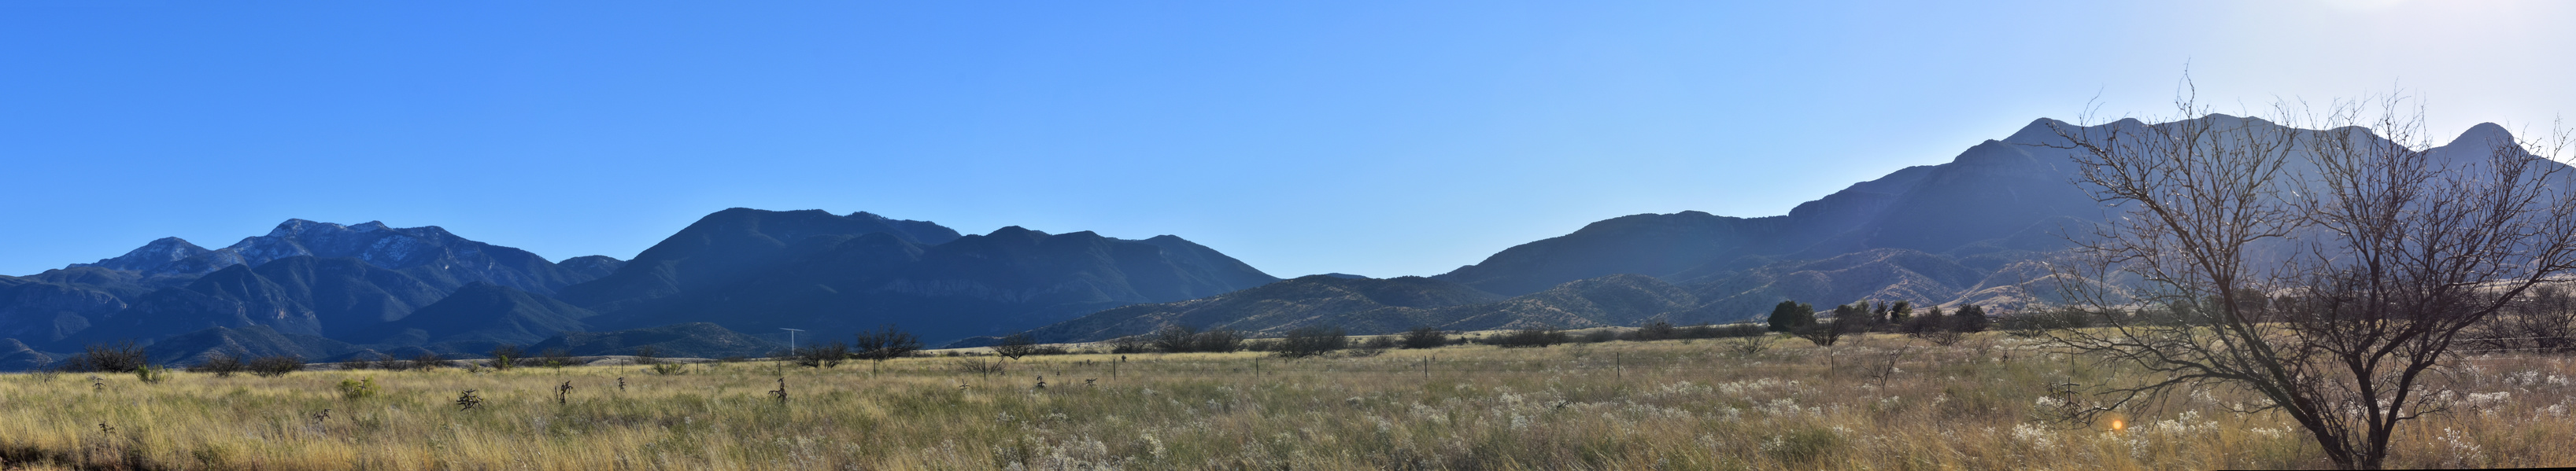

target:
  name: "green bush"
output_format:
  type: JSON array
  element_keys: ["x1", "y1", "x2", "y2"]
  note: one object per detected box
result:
[
  {"x1": 134, "y1": 365, "x2": 168, "y2": 384},
  {"x1": 337, "y1": 377, "x2": 379, "y2": 399},
  {"x1": 1766, "y1": 427, "x2": 1843, "y2": 465}
]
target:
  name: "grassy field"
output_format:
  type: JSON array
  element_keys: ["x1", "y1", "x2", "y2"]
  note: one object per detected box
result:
[{"x1": 2, "y1": 334, "x2": 2572, "y2": 470}]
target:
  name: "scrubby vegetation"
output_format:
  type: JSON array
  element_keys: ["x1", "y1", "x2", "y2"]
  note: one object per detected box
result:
[{"x1": 3, "y1": 329, "x2": 2573, "y2": 469}]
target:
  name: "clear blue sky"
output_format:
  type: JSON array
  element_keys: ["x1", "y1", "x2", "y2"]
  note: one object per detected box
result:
[{"x1": 6, "y1": 1, "x2": 2572, "y2": 278}]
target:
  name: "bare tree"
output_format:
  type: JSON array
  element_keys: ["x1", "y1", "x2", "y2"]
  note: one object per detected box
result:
[
  {"x1": 2467, "y1": 285, "x2": 2576, "y2": 353},
  {"x1": 2046, "y1": 86, "x2": 2576, "y2": 469},
  {"x1": 990, "y1": 333, "x2": 1040, "y2": 360},
  {"x1": 853, "y1": 324, "x2": 923, "y2": 362},
  {"x1": 189, "y1": 351, "x2": 247, "y2": 377}
]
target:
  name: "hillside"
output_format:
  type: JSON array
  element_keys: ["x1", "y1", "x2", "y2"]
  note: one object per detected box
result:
[
  {"x1": 567, "y1": 209, "x2": 1282, "y2": 344},
  {"x1": 1011, "y1": 274, "x2": 1701, "y2": 343},
  {"x1": 523, "y1": 322, "x2": 781, "y2": 359}
]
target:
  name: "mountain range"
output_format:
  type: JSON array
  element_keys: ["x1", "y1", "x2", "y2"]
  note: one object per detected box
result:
[
  {"x1": 3, "y1": 115, "x2": 2548, "y2": 365},
  {"x1": 0, "y1": 209, "x2": 1281, "y2": 367},
  {"x1": 1000, "y1": 116, "x2": 2560, "y2": 343}
]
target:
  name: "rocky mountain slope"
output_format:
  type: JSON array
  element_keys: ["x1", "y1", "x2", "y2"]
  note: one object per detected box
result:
[{"x1": 0, "y1": 220, "x2": 631, "y2": 364}]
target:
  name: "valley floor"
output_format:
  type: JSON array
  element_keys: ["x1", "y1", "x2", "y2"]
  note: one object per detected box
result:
[{"x1": 1, "y1": 334, "x2": 2572, "y2": 470}]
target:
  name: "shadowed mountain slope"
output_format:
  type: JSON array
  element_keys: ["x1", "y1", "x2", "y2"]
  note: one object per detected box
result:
[
  {"x1": 1007, "y1": 274, "x2": 1504, "y2": 343},
  {"x1": 0, "y1": 338, "x2": 55, "y2": 370},
  {"x1": 62, "y1": 256, "x2": 449, "y2": 347},
  {"x1": 575, "y1": 214, "x2": 1283, "y2": 345},
  {"x1": 357, "y1": 281, "x2": 598, "y2": 348},
  {"x1": 130, "y1": 325, "x2": 359, "y2": 366},
  {"x1": 1011, "y1": 274, "x2": 1698, "y2": 343},
  {"x1": 523, "y1": 322, "x2": 781, "y2": 359}
]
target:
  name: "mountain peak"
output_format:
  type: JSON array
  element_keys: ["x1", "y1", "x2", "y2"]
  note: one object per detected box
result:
[
  {"x1": 2451, "y1": 122, "x2": 2515, "y2": 149},
  {"x1": 267, "y1": 219, "x2": 325, "y2": 237},
  {"x1": 2002, "y1": 118, "x2": 2072, "y2": 144},
  {"x1": 985, "y1": 226, "x2": 1051, "y2": 240},
  {"x1": 69, "y1": 237, "x2": 214, "y2": 272}
]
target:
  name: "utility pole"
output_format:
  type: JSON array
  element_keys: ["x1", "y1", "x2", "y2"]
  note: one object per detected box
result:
[{"x1": 780, "y1": 328, "x2": 806, "y2": 351}]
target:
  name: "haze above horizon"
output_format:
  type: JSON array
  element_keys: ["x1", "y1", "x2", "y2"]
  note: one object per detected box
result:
[{"x1": 6, "y1": 1, "x2": 2572, "y2": 278}]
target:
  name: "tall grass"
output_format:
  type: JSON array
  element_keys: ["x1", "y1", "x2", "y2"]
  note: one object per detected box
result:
[{"x1": 0, "y1": 333, "x2": 2570, "y2": 469}]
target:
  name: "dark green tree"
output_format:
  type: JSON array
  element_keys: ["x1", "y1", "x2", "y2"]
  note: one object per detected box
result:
[
  {"x1": 1831, "y1": 303, "x2": 1876, "y2": 331},
  {"x1": 1953, "y1": 304, "x2": 1990, "y2": 333},
  {"x1": 1767, "y1": 300, "x2": 1817, "y2": 332}
]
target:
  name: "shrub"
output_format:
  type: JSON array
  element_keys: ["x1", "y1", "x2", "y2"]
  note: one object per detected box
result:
[
  {"x1": 1694, "y1": 323, "x2": 1769, "y2": 339},
  {"x1": 1146, "y1": 325, "x2": 1246, "y2": 353},
  {"x1": 1399, "y1": 326, "x2": 1448, "y2": 349},
  {"x1": 1149, "y1": 325, "x2": 1200, "y2": 352},
  {"x1": 853, "y1": 325, "x2": 923, "y2": 362},
  {"x1": 538, "y1": 348, "x2": 575, "y2": 368},
  {"x1": 1726, "y1": 335, "x2": 1772, "y2": 355},
  {"x1": 1359, "y1": 336, "x2": 1399, "y2": 350},
  {"x1": 793, "y1": 342, "x2": 850, "y2": 368},
  {"x1": 991, "y1": 333, "x2": 1041, "y2": 360},
  {"x1": 190, "y1": 352, "x2": 248, "y2": 377},
  {"x1": 337, "y1": 377, "x2": 379, "y2": 399},
  {"x1": 631, "y1": 346, "x2": 662, "y2": 365},
  {"x1": 488, "y1": 344, "x2": 524, "y2": 371},
  {"x1": 134, "y1": 365, "x2": 168, "y2": 384},
  {"x1": 1273, "y1": 326, "x2": 1349, "y2": 359},
  {"x1": 1766, "y1": 427, "x2": 1845, "y2": 465},
  {"x1": 409, "y1": 352, "x2": 453, "y2": 370},
  {"x1": 1489, "y1": 326, "x2": 1568, "y2": 348},
  {"x1": 1904, "y1": 306, "x2": 1965, "y2": 345},
  {"x1": 1631, "y1": 320, "x2": 1678, "y2": 341},
  {"x1": 1108, "y1": 336, "x2": 1150, "y2": 354},
  {"x1": 1792, "y1": 319, "x2": 1856, "y2": 347},
  {"x1": 79, "y1": 341, "x2": 150, "y2": 373},
  {"x1": 247, "y1": 355, "x2": 305, "y2": 377},
  {"x1": 1577, "y1": 329, "x2": 1617, "y2": 344},
  {"x1": 1193, "y1": 329, "x2": 1246, "y2": 352},
  {"x1": 952, "y1": 358, "x2": 1006, "y2": 377},
  {"x1": 649, "y1": 362, "x2": 689, "y2": 375},
  {"x1": 1999, "y1": 307, "x2": 2093, "y2": 337}
]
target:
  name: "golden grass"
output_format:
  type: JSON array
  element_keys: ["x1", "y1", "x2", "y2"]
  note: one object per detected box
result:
[{"x1": 2, "y1": 334, "x2": 2571, "y2": 470}]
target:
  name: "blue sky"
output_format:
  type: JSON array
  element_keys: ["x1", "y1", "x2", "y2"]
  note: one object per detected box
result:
[{"x1": 6, "y1": 1, "x2": 2573, "y2": 278}]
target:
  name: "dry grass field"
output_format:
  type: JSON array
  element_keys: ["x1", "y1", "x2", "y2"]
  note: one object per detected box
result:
[{"x1": 2, "y1": 333, "x2": 2572, "y2": 470}]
